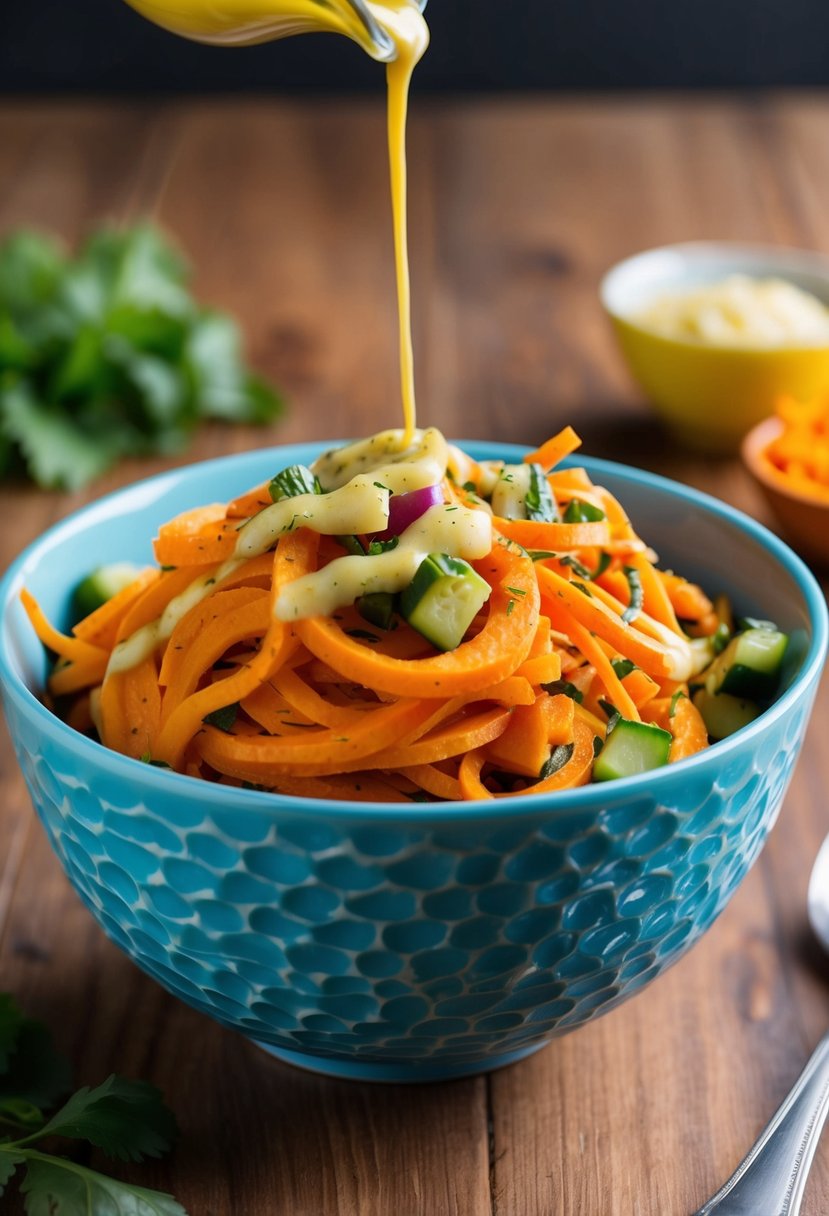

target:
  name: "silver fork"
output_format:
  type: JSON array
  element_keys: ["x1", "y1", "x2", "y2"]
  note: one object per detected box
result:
[{"x1": 693, "y1": 835, "x2": 829, "y2": 1215}]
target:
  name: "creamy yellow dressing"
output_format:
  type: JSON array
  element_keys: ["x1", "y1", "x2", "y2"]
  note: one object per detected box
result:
[
  {"x1": 109, "y1": 0, "x2": 437, "y2": 672},
  {"x1": 124, "y1": 0, "x2": 428, "y2": 443},
  {"x1": 234, "y1": 476, "x2": 390, "y2": 559},
  {"x1": 111, "y1": 425, "x2": 490, "y2": 670},
  {"x1": 276, "y1": 502, "x2": 492, "y2": 620},
  {"x1": 107, "y1": 557, "x2": 246, "y2": 675},
  {"x1": 636, "y1": 275, "x2": 829, "y2": 347},
  {"x1": 312, "y1": 427, "x2": 447, "y2": 491}
]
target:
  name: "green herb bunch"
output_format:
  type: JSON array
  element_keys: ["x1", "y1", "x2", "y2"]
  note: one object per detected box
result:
[
  {"x1": 0, "y1": 993, "x2": 187, "y2": 1214},
  {"x1": 0, "y1": 225, "x2": 284, "y2": 490}
]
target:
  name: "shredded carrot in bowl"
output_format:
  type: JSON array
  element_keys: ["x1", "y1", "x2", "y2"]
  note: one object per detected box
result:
[
  {"x1": 760, "y1": 394, "x2": 829, "y2": 504},
  {"x1": 22, "y1": 427, "x2": 780, "y2": 802}
]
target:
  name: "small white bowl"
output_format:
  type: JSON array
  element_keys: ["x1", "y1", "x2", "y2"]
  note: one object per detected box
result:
[{"x1": 600, "y1": 242, "x2": 829, "y2": 452}]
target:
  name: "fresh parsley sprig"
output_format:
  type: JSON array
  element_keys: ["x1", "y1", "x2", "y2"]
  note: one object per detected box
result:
[
  {"x1": 0, "y1": 993, "x2": 187, "y2": 1215},
  {"x1": 0, "y1": 226, "x2": 284, "y2": 490}
]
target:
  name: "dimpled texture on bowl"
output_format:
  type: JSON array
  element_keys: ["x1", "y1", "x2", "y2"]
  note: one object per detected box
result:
[{"x1": 1, "y1": 442, "x2": 825, "y2": 1082}]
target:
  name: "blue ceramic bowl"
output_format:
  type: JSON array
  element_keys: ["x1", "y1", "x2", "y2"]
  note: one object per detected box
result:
[{"x1": 1, "y1": 444, "x2": 826, "y2": 1083}]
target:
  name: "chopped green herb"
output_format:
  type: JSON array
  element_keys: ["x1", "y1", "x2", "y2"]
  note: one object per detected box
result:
[
  {"x1": 269, "y1": 463, "x2": 321, "y2": 502},
  {"x1": 527, "y1": 550, "x2": 557, "y2": 563},
  {"x1": 621, "y1": 566, "x2": 643, "y2": 624},
  {"x1": 592, "y1": 551, "x2": 612, "y2": 579},
  {"x1": 335, "y1": 535, "x2": 366, "y2": 556},
  {"x1": 712, "y1": 622, "x2": 731, "y2": 654},
  {"x1": 367, "y1": 536, "x2": 400, "y2": 556},
  {"x1": 563, "y1": 498, "x2": 606, "y2": 523},
  {"x1": 542, "y1": 679, "x2": 584, "y2": 704},
  {"x1": 599, "y1": 699, "x2": 621, "y2": 733},
  {"x1": 462, "y1": 481, "x2": 477, "y2": 493},
  {"x1": 611, "y1": 658, "x2": 637, "y2": 681},
  {"x1": 559, "y1": 555, "x2": 592, "y2": 579},
  {"x1": 573, "y1": 581, "x2": 593, "y2": 597},
  {"x1": 524, "y1": 463, "x2": 559, "y2": 523},
  {"x1": 539, "y1": 742, "x2": 574, "y2": 779},
  {"x1": 506, "y1": 599, "x2": 516, "y2": 616},
  {"x1": 669, "y1": 689, "x2": 687, "y2": 718},
  {"x1": 506, "y1": 586, "x2": 527, "y2": 597},
  {"x1": 344, "y1": 628, "x2": 381, "y2": 643},
  {"x1": 202, "y1": 702, "x2": 239, "y2": 732}
]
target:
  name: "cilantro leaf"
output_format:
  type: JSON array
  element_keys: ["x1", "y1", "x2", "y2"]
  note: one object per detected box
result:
[
  {"x1": 0, "y1": 383, "x2": 118, "y2": 491},
  {"x1": 0, "y1": 1097, "x2": 44, "y2": 1129},
  {"x1": 36, "y1": 1076, "x2": 177, "y2": 1163},
  {"x1": 0, "y1": 998, "x2": 185, "y2": 1214},
  {"x1": 0, "y1": 994, "x2": 24, "y2": 1071},
  {"x1": 0, "y1": 1149, "x2": 24, "y2": 1196},
  {"x1": 0, "y1": 226, "x2": 284, "y2": 490},
  {"x1": 20, "y1": 1156, "x2": 187, "y2": 1216}
]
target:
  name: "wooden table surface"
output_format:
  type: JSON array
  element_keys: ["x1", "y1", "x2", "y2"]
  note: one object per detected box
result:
[{"x1": 1, "y1": 93, "x2": 828, "y2": 1216}]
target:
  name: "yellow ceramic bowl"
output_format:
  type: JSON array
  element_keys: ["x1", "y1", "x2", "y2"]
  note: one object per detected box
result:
[
  {"x1": 601, "y1": 243, "x2": 829, "y2": 453},
  {"x1": 742, "y1": 416, "x2": 829, "y2": 567}
]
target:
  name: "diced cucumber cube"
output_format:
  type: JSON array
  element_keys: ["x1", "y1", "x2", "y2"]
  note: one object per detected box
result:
[
  {"x1": 358, "y1": 592, "x2": 397, "y2": 631},
  {"x1": 703, "y1": 627, "x2": 788, "y2": 701},
  {"x1": 593, "y1": 718, "x2": 672, "y2": 782},
  {"x1": 400, "y1": 553, "x2": 491, "y2": 652},
  {"x1": 73, "y1": 563, "x2": 142, "y2": 620},
  {"x1": 693, "y1": 689, "x2": 761, "y2": 741},
  {"x1": 491, "y1": 464, "x2": 531, "y2": 520}
]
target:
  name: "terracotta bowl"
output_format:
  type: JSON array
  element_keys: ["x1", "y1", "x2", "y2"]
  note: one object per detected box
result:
[{"x1": 742, "y1": 416, "x2": 829, "y2": 567}]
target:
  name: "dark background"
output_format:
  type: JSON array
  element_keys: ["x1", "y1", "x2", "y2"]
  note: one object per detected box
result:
[{"x1": 5, "y1": 0, "x2": 829, "y2": 93}]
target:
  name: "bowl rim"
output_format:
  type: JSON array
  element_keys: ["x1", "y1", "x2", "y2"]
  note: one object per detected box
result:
[
  {"x1": 1, "y1": 439, "x2": 827, "y2": 821},
  {"x1": 600, "y1": 240, "x2": 829, "y2": 353},
  {"x1": 742, "y1": 415, "x2": 829, "y2": 509}
]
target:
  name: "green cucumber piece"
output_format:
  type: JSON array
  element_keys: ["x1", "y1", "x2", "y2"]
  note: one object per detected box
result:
[
  {"x1": 693, "y1": 689, "x2": 761, "y2": 741},
  {"x1": 525, "y1": 463, "x2": 559, "y2": 523},
  {"x1": 490, "y1": 464, "x2": 531, "y2": 520},
  {"x1": 400, "y1": 553, "x2": 491, "y2": 652},
  {"x1": 703, "y1": 627, "x2": 788, "y2": 701},
  {"x1": 593, "y1": 718, "x2": 672, "y2": 782},
  {"x1": 358, "y1": 592, "x2": 397, "y2": 631},
  {"x1": 73, "y1": 562, "x2": 143, "y2": 620}
]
